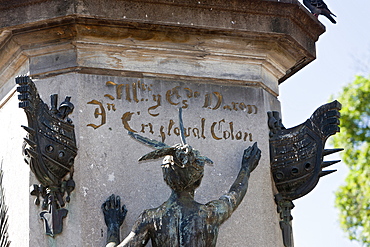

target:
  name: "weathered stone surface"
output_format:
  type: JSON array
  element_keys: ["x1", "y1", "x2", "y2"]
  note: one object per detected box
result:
[
  {"x1": 0, "y1": 0, "x2": 325, "y2": 85},
  {"x1": 23, "y1": 73, "x2": 281, "y2": 246}
]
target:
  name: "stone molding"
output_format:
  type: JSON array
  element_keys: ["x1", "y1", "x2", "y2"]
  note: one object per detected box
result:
[{"x1": 0, "y1": 0, "x2": 325, "y2": 89}]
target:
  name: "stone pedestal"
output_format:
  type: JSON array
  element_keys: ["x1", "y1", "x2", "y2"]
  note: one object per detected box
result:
[{"x1": 0, "y1": 1, "x2": 324, "y2": 246}]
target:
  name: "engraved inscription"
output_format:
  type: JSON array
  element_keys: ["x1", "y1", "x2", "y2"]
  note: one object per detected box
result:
[{"x1": 87, "y1": 80, "x2": 258, "y2": 142}]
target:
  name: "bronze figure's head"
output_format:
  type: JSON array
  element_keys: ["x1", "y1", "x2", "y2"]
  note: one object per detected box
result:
[{"x1": 129, "y1": 108, "x2": 212, "y2": 192}]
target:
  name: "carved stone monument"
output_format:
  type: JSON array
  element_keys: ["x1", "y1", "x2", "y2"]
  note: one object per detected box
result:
[{"x1": 0, "y1": 1, "x2": 327, "y2": 246}]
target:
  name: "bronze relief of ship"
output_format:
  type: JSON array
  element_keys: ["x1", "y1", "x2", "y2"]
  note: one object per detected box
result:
[
  {"x1": 268, "y1": 100, "x2": 343, "y2": 247},
  {"x1": 16, "y1": 75, "x2": 77, "y2": 237},
  {"x1": 269, "y1": 100, "x2": 342, "y2": 201}
]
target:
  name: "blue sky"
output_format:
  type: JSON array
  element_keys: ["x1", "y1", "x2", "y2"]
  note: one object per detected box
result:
[{"x1": 279, "y1": 1, "x2": 370, "y2": 246}]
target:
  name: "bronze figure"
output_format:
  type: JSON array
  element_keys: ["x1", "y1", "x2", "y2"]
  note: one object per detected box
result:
[{"x1": 103, "y1": 109, "x2": 261, "y2": 247}]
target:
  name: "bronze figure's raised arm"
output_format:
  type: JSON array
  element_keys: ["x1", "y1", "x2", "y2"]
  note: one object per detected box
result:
[{"x1": 102, "y1": 109, "x2": 261, "y2": 247}]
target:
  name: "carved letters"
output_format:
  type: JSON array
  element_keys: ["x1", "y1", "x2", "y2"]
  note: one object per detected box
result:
[{"x1": 87, "y1": 80, "x2": 258, "y2": 143}]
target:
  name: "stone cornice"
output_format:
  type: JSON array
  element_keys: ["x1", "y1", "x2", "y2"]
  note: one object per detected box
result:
[{"x1": 0, "y1": 0, "x2": 325, "y2": 87}]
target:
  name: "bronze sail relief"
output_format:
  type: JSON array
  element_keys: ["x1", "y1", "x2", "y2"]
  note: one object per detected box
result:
[{"x1": 16, "y1": 76, "x2": 77, "y2": 237}]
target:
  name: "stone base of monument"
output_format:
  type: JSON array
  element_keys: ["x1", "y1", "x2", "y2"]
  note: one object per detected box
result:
[{"x1": 28, "y1": 72, "x2": 282, "y2": 246}]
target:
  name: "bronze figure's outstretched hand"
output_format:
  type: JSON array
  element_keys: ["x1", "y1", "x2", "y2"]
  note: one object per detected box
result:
[
  {"x1": 242, "y1": 142, "x2": 261, "y2": 173},
  {"x1": 102, "y1": 194, "x2": 127, "y2": 244}
]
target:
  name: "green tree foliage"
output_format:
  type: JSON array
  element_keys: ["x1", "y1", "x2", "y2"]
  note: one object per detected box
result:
[{"x1": 332, "y1": 76, "x2": 370, "y2": 245}]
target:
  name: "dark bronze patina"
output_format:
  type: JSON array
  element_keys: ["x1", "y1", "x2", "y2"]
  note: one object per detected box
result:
[
  {"x1": 16, "y1": 76, "x2": 77, "y2": 237},
  {"x1": 268, "y1": 100, "x2": 343, "y2": 247},
  {"x1": 102, "y1": 109, "x2": 261, "y2": 247}
]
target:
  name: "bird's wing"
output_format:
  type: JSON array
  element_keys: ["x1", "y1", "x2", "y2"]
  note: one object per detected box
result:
[{"x1": 303, "y1": 0, "x2": 319, "y2": 14}]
